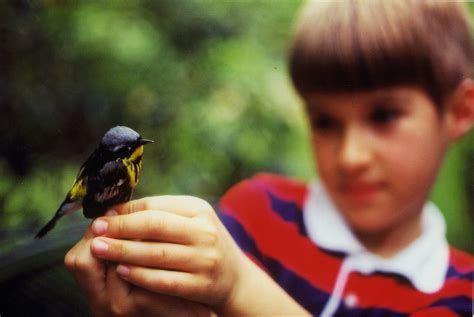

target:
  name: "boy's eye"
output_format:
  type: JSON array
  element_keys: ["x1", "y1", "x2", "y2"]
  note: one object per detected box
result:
[
  {"x1": 311, "y1": 115, "x2": 338, "y2": 131},
  {"x1": 370, "y1": 107, "x2": 400, "y2": 125}
]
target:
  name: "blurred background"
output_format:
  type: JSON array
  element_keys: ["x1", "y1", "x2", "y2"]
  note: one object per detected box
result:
[{"x1": 0, "y1": 1, "x2": 472, "y2": 316}]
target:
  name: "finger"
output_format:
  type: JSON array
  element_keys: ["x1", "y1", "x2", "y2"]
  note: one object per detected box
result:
[
  {"x1": 112, "y1": 195, "x2": 213, "y2": 217},
  {"x1": 131, "y1": 288, "x2": 213, "y2": 317},
  {"x1": 91, "y1": 238, "x2": 199, "y2": 272},
  {"x1": 92, "y1": 210, "x2": 199, "y2": 243},
  {"x1": 83, "y1": 223, "x2": 96, "y2": 240},
  {"x1": 106, "y1": 263, "x2": 132, "y2": 299},
  {"x1": 103, "y1": 263, "x2": 135, "y2": 315},
  {"x1": 64, "y1": 224, "x2": 98, "y2": 272},
  {"x1": 116, "y1": 265, "x2": 206, "y2": 302},
  {"x1": 66, "y1": 238, "x2": 107, "y2": 304}
]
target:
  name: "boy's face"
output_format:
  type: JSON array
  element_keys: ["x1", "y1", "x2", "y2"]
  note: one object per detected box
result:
[{"x1": 306, "y1": 87, "x2": 449, "y2": 236}]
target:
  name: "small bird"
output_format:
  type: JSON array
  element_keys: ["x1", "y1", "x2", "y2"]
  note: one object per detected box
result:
[{"x1": 35, "y1": 126, "x2": 153, "y2": 239}]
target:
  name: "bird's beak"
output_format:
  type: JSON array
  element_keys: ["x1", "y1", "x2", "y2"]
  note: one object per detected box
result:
[{"x1": 138, "y1": 138, "x2": 154, "y2": 145}]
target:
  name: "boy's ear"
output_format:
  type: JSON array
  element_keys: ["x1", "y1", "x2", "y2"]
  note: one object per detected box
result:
[{"x1": 445, "y1": 78, "x2": 474, "y2": 142}]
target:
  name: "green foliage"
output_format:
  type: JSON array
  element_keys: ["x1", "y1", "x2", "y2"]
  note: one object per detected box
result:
[
  {"x1": 0, "y1": 0, "x2": 471, "y2": 254},
  {"x1": 430, "y1": 132, "x2": 473, "y2": 251}
]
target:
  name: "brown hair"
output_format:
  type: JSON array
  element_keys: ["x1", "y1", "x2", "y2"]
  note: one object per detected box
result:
[{"x1": 288, "y1": 0, "x2": 473, "y2": 109}]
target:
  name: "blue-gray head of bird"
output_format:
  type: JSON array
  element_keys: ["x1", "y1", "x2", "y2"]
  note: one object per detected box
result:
[{"x1": 100, "y1": 126, "x2": 154, "y2": 156}]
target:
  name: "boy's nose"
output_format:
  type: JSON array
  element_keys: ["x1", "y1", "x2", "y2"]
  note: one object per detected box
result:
[{"x1": 338, "y1": 126, "x2": 373, "y2": 175}]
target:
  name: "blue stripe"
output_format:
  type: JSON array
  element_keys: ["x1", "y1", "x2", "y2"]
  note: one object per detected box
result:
[
  {"x1": 266, "y1": 191, "x2": 308, "y2": 236},
  {"x1": 218, "y1": 210, "x2": 265, "y2": 265},
  {"x1": 446, "y1": 267, "x2": 473, "y2": 281},
  {"x1": 336, "y1": 303, "x2": 407, "y2": 317},
  {"x1": 335, "y1": 296, "x2": 472, "y2": 316},
  {"x1": 430, "y1": 296, "x2": 472, "y2": 316},
  {"x1": 218, "y1": 210, "x2": 330, "y2": 314},
  {"x1": 264, "y1": 256, "x2": 330, "y2": 314}
]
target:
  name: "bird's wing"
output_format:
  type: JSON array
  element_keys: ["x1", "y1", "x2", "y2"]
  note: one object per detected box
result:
[
  {"x1": 68, "y1": 150, "x2": 96, "y2": 200},
  {"x1": 69, "y1": 174, "x2": 88, "y2": 200},
  {"x1": 93, "y1": 160, "x2": 130, "y2": 203},
  {"x1": 82, "y1": 160, "x2": 131, "y2": 219},
  {"x1": 75, "y1": 150, "x2": 94, "y2": 181}
]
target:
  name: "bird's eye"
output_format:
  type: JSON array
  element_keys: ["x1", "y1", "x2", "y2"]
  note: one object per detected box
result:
[
  {"x1": 113, "y1": 145, "x2": 124, "y2": 152},
  {"x1": 127, "y1": 146, "x2": 132, "y2": 152}
]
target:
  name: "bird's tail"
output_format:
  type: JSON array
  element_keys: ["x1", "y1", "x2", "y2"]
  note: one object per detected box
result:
[
  {"x1": 35, "y1": 198, "x2": 82, "y2": 239},
  {"x1": 35, "y1": 214, "x2": 62, "y2": 239}
]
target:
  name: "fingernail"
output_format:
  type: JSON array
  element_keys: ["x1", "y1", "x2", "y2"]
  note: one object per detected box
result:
[
  {"x1": 117, "y1": 264, "x2": 130, "y2": 276},
  {"x1": 91, "y1": 239, "x2": 109, "y2": 254},
  {"x1": 106, "y1": 209, "x2": 117, "y2": 216},
  {"x1": 93, "y1": 219, "x2": 108, "y2": 235}
]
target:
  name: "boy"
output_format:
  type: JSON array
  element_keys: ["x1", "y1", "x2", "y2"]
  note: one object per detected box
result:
[{"x1": 65, "y1": 1, "x2": 473, "y2": 316}]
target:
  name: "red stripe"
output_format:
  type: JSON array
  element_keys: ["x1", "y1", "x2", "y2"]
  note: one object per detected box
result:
[
  {"x1": 220, "y1": 177, "x2": 341, "y2": 293},
  {"x1": 449, "y1": 247, "x2": 474, "y2": 274},
  {"x1": 344, "y1": 272, "x2": 472, "y2": 312},
  {"x1": 253, "y1": 173, "x2": 307, "y2": 207},
  {"x1": 221, "y1": 175, "x2": 473, "y2": 314}
]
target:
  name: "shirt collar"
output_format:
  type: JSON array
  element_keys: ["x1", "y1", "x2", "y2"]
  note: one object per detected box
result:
[{"x1": 303, "y1": 181, "x2": 449, "y2": 293}]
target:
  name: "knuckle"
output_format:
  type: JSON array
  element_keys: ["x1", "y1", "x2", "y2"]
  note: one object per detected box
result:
[
  {"x1": 115, "y1": 240, "x2": 127, "y2": 259},
  {"x1": 146, "y1": 214, "x2": 166, "y2": 235},
  {"x1": 73, "y1": 256, "x2": 91, "y2": 273},
  {"x1": 202, "y1": 276, "x2": 215, "y2": 294},
  {"x1": 150, "y1": 246, "x2": 167, "y2": 264},
  {"x1": 128, "y1": 199, "x2": 139, "y2": 214},
  {"x1": 116, "y1": 217, "x2": 126, "y2": 236},
  {"x1": 109, "y1": 300, "x2": 133, "y2": 316},
  {"x1": 180, "y1": 195, "x2": 214, "y2": 216},
  {"x1": 192, "y1": 197, "x2": 213, "y2": 214},
  {"x1": 201, "y1": 225, "x2": 219, "y2": 246},
  {"x1": 64, "y1": 250, "x2": 75, "y2": 270},
  {"x1": 204, "y1": 249, "x2": 222, "y2": 275},
  {"x1": 142, "y1": 197, "x2": 159, "y2": 211},
  {"x1": 161, "y1": 277, "x2": 181, "y2": 294}
]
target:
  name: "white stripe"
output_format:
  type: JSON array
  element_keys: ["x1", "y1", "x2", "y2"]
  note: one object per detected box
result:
[{"x1": 320, "y1": 259, "x2": 353, "y2": 317}]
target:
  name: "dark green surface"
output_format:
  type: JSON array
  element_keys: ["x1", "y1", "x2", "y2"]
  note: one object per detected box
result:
[
  {"x1": 0, "y1": 220, "x2": 92, "y2": 317},
  {"x1": 0, "y1": 250, "x2": 92, "y2": 317}
]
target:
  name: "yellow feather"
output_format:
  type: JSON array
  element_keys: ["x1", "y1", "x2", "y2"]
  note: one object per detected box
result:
[
  {"x1": 130, "y1": 145, "x2": 144, "y2": 161},
  {"x1": 69, "y1": 178, "x2": 87, "y2": 199},
  {"x1": 123, "y1": 145, "x2": 144, "y2": 187}
]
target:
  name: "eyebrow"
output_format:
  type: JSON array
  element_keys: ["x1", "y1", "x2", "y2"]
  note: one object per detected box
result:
[
  {"x1": 370, "y1": 90, "x2": 411, "y2": 107},
  {"x1": 304, "y1": 96, "x2": 335, "y2": 113},
  {"x1": 306, "y1": 104, "x2": 340, "y2": 122}
]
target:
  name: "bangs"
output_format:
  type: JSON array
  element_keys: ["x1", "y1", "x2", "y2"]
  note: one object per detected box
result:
[{"x1": 289, "y1": 0, "x2": 472, "y2": 107}]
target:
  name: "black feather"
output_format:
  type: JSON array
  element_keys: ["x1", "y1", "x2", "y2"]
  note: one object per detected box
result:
[
  {"x1": 82, "y1": 160, "x2": 131, "y2": 218},
  {"x1": 35, "y1": 126, "x2": 152, "y2": 238},
  {"x1": 35, "y1": 214, "x2": 62, "y2": 239}
]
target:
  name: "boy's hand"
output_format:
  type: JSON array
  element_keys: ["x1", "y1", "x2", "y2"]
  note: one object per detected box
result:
[
  {"x1": 64, "y1": 210, "x2": 214, "y2": 317},
  {"x1": 66, "y1": 195, "x2": 309, "y2": 316},
  {"x1": 87, "y1": 196, "x2": 246, "y2": 311}
]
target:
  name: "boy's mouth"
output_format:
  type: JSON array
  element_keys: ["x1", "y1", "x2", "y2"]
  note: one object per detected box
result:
[{"x1": 340, "y1": 181, "x2": 384, "y2": 203}]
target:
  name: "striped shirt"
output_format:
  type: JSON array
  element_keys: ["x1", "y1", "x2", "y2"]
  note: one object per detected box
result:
[{"x1": 218, "y1": 173, "x2": 473, "y2": 316}]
